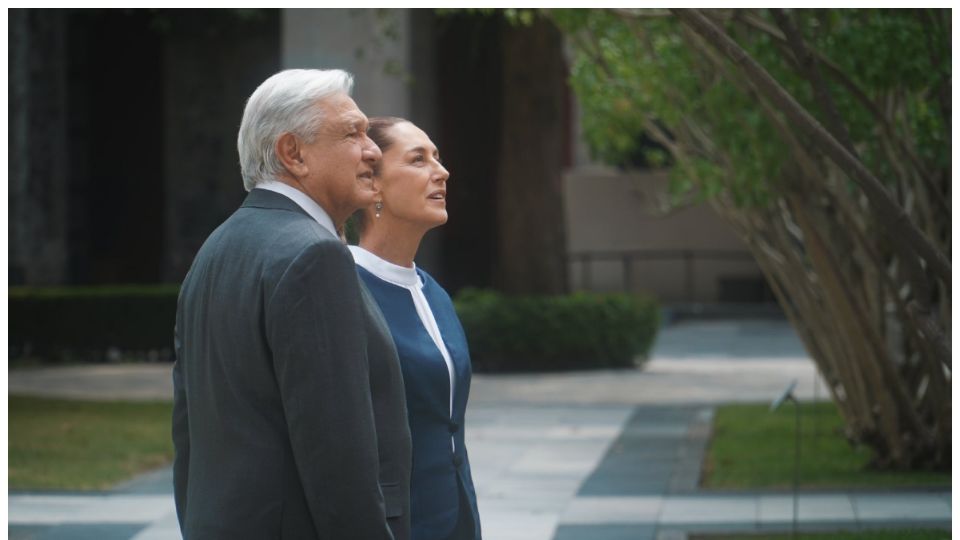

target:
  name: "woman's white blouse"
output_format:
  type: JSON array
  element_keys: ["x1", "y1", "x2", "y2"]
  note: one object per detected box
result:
[{"x1": 349, "y1": 246, "x2": 456, "y2": 423}]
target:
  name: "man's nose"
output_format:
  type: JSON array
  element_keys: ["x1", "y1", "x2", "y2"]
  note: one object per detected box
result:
[{"x1": 363, "y1": 137, "x2": 382, "y2": 162}]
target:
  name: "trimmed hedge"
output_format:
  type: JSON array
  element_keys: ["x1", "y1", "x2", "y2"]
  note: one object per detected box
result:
[
  {"x1": 10, "y1": 285, "x2": 662, "y2": 371},
  {"x1": 454, "y1": 289, "x2": 660, "y2": 372},
  {"x1": 9, "y1": 285, "x2": 180, "y2": 362}
]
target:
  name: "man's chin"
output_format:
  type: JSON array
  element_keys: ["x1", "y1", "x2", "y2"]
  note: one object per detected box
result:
[{"x1": 353, "y1": 183, "x2": 378, "y2": 207}]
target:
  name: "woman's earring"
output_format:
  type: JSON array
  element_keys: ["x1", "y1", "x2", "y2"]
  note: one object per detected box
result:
[{"x1": 375, "y1": 200, "x2": 383, "y2": 219}]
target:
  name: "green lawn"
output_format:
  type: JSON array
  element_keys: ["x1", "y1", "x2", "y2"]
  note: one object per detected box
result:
[
  {"x1": 693, "y1": 530, "x2": 950, "y2": 540},
  {"x1": 703, "y1": 402, "x2": 950, "y2": 489},
  {"x1": 9, "y1": 396, "x2": 174, "y2": 490}
]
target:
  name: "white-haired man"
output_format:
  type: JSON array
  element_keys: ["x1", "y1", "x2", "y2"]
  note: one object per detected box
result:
[{"x1": 173, "y1": 69, "x2": 411, "y2": 540}]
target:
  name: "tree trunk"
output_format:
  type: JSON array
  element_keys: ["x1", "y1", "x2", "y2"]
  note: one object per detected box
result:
[{"x1": 495, "y1": 16, "x2": 569, "y2": 294}]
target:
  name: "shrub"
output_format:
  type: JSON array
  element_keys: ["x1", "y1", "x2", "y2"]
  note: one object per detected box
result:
[
  {"x1": 9, "y1": 285, "x2": 180, "y2": 363},
  {"x1": 454, "y1": 288, "x2": 660, "y2": 372}
]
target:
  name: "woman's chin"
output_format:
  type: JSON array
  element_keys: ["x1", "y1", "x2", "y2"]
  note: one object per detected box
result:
[{"x1": 420, "y1": 212, "x2": 448, "y2": 230}]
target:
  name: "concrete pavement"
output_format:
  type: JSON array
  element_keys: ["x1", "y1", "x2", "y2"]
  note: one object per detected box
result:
[
  {"x1": 8, "y1": 319, "x2": 951, "y2": 539},
  {"x1": 9, "y1": 319, "x2": 822, "y2": 405}
]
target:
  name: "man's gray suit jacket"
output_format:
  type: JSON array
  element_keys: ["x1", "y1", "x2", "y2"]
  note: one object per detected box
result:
[{"x1": 172, "y1": 188, "x2": 412, "y2": 539}]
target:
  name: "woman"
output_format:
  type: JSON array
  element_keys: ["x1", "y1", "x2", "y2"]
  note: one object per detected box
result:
[{"x1": 349, "y1": 117, "x2": 481, "y2": 540}]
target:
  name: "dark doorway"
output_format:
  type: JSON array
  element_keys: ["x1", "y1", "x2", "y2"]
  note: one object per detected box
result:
[
  {"x1": 66, "y1": 10, "x2": 165, "y2": 284},
  {"x1": 434, "y1": 13, "x2": 504, "y2": 294}
]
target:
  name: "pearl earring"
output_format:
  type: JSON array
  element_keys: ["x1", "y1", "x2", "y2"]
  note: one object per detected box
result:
[{"x1": 375, "y1": 200, "x2": 383, "y2": 218}]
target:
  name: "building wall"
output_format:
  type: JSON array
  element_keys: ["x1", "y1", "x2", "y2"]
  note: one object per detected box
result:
[
  {"x1": 9, "y1": 9, "x2": 766, "y2": 299},
  {"x1": 563, "y1": 167, "x2": 766, "y2": 303}
]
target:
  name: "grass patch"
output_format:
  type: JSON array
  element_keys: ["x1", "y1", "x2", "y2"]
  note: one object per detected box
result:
[
  {"x1": 692, "y1": 530, "x2": 950, "y2": 540},
  {"x1": 703, "y1": 402, "x2": 950, "y2": 489},
  {"x1": 9, "y1": 396, "x2": 174, "y2": 491}
]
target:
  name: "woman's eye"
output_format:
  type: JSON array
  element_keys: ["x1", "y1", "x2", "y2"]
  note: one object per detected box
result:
[{"x1": 412, "y1": 155, "x2": 424, "y2": 163}]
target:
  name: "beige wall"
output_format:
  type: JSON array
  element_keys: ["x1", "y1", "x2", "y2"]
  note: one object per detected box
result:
[
  {"x1": 282, "y1": 9, "x2": 412, "y2": 118},
  {"x1": 563, "y1": 167, "x2": 765, "y2": 303}
]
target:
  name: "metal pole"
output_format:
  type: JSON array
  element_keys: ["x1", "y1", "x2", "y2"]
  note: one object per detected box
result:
[
  {"x1": 771, "y1": 380, "x2": 800, "y2": 540},
  {"x1": 812, "y1": 369, "x2": 820, "y2": 447},
  {"x1": 793, "y1": 396, "x2": 800, "y2": 540}
]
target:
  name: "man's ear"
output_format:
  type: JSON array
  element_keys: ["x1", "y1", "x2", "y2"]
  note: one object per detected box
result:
[{"x1": 275, "y1": 133, "x2": 307, "y2": 178}]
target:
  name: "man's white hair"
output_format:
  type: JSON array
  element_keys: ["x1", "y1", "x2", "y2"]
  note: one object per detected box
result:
[{"x1": 237, "y1": 69, "x2": 354, "y2": 191}]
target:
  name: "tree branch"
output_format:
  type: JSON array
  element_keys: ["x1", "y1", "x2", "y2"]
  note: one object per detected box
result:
[
  {"x1": 769, "y1": 9, "x2": 855, "y2": 155},
  {"x1": 611, "y1": 8, "x2": 671, "y2": 19},
  {"x1": 736, "y1": 10, "x2": 936, "y2": 187},
  {"x1": 670, "y1": 8, "x2": 951, "y2": 291}
]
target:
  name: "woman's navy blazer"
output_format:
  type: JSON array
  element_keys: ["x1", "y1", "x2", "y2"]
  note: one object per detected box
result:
[{"x1": 356, "y1": 265, "x2": 482, "y2": 540}]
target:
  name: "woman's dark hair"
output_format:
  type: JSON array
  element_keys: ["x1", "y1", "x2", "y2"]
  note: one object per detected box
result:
[
  {"x1": 367, "y1": 116, "x2": 409, "y2": 173},
  {"x1": 349, "y1": 116, "x2": 411, "y2": 238}
]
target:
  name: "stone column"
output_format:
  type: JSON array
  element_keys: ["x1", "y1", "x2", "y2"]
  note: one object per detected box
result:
[{"x1": 9, "y1": 10, "x2": 70, "y2": 285}]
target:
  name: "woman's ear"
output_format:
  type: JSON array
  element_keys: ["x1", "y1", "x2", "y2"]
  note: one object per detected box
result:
[{"x1": 275, "y1": 133, "x2": 307, "y2": 178}]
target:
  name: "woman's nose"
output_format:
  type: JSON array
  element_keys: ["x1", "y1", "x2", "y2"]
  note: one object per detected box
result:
[{"x1": 434, "y1": 164, "x2": 450, "y2": 182}]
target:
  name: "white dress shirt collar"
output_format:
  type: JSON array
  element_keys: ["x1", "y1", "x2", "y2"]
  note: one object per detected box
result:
[
  {"x1": 255, "y1": 180, "x2": 338, "y2": 239},
  {"x1": 348, "y1": 245, "x2": 422, "y2": 289}
]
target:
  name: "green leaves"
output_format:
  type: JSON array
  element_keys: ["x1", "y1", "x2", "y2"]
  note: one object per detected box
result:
[{"x1": 550, "y1": 9, "x2": 949, "y2": 210}]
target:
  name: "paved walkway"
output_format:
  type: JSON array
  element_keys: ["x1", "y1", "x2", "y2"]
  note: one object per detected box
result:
[{"x1": 9, "y1": 319, "x2": 951, "y2": 540}]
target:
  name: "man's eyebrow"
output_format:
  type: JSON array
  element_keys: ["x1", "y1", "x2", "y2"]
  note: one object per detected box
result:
[{"x1": 341, "y1": 114, "x2": 367, "y2": 130}]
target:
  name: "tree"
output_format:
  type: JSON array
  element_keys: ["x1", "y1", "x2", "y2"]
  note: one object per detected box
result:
[
  {"x1": 496, "y1": 15, "x2": 569, "y2": 294},
  {"x1": 550, "y1": 8, "x2": 950, "y2": 469}
]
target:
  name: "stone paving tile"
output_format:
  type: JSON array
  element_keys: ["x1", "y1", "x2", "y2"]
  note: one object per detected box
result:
[
  {"x1": 797, "y1": 495, "x2": 856, "y2": 522},
  {"x1": 111, "y1": 467, "x2": 172, "y2": 495},
  {"x1": 9, "y1": 495, "x2": 173, "y2": 525},
  {"x1": 578, "y1": 469, "x2": 674, "y2": 496},
  {"x1": 480, "y1": 509, "x2": 558, "y2": 540},
  {"x1": 654, "y1": 528, "x2": 689, "y2": 540},
  {"x1": 751, "y1": 521, "x2": 948, "y2": 534},
  {"x1": 561, "y1": 496, "x2": 663, "y2": 525},
  {"x1": 554, "y1": 524, "x2": 657, "y2": 540},
  {"x1": 479, "y1": 479, "x2": 584, "y2": 503},
  {"x1": 659, "y1": 496, "x2": 758, "y2": 525},
  {"x1": 481, "y1": 496, "x2": 569, "y2": 515},
  {"x1": 757, "y1": 494, "x2": 859, "y2": 523},
  {"x1": 129, "y1": 512, "x2": 180, "y2": 540},
  {"x1": 576, "y1": 406, "x2": 704, "y2": 497},
  {"x1": 9, "y1": 525, "x2": 46, "y2": 540},
  {"x1": 468, "y1": 404, "x2": 635, "y2": 540},
  {"x1": 852, "y1": 493, "x2": 952, "y2": 521},
  {"x1": 9, "y1": 524, "x2": 148, "y2": 540},
  {"x1": 757, "y1": 494, "x2": 801, "y2": 524}
]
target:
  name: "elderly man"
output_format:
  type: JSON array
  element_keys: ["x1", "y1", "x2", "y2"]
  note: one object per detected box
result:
[{"x1": 172, "y1": 69, "x2": 411, "y2": 540}]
